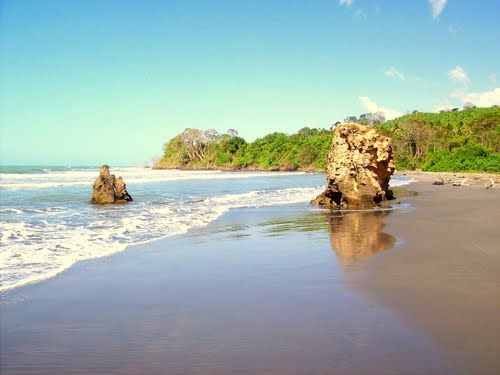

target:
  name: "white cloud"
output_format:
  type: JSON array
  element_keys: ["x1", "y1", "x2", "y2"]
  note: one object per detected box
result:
[
  {"x1": 339, "y1": 1, "x2": 366, "y2": 21},
  {"x1": 448, "y1": 66, "x2": 469, "y2": 86},
  {"x1": 434, "y1": 98, "x2": 453, "y2": 112},
  {"x1": 429, "y1": 0, "x2": 448, "y2": 19},
  {"x1": 489, "y1": 73, "x2": 497, "y2": 84},
  {"x1": 384, "y1": 66, "x2": 405, "y2": 80},
  {"x1": 359, "y1": 96, "x2": 378, "y2": 112},
  {"x1": 452, "y1": 88, "x2": 500, "y2": 107},
  {"x1": 358, "y1": 96, "x2": 402, "y2": 120}
]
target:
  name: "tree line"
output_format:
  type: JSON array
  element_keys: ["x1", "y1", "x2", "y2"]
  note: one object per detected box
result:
[
  {"x1": 154, "y1": 106, "x2": 500, "y2": 173},
  {"x1": 154, "y1": 127, "x2": 331, "y2": 171},
  {"x1": 375, "y1": 106, "x2": 500, "y2": 172}
]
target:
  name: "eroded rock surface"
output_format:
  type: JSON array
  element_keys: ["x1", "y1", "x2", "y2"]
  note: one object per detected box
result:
[
  {"x1": 91, "y1": 165, "x2": 133, "y2": 204},
  {"x1": 312, "y1": 123, "x2": 395, "y2": 208}
]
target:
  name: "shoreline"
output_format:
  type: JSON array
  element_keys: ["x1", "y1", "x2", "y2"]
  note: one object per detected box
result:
[
  {"x1": 154, "y1": 165, "x2": 500, "y2": 178},
  {"x1": 1, "y1": 170, "x2": 495, "y2": 295},
  {"x1": 152, "y1": 165, "x2": 323, "y2": 172},
  {"x1": 0, "y1": 171, "x2": 411, "y2": 294},
  {"x1": 1, "y1": 201, "x2": 454, "y2": 375},
  {"x1": 1, "y1": 172, "x2": 499, "y2": 373},
  {"x1": 1, "y1": 171, "x2": 495, "y2": 297},
  {"x1": 397, "y1": 170, "x2": 500, "y2": 181}
]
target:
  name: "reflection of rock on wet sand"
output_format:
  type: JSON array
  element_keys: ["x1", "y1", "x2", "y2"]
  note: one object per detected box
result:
[{"x1": 327, "y1": 211, "x2": 396, "y2": 266}]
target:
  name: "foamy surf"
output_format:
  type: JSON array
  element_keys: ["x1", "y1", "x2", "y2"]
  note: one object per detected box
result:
[
  {"x1": 0, "y1": 168, "x2": 412, "y2": 292},
  {"x1": 0, "y1": 168, "x2": 306, "y2": 190}
]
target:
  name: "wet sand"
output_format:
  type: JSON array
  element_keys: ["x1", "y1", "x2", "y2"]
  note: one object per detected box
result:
[
  {"x1": 1, "y1": 175, "x2": 499, "y2": 374},
  {"x1": 2, "y1": 206, "x2": 452, "y2": 374},
  {"x1": 352, "y1": 173, "x2": 500, "y2": 374}
]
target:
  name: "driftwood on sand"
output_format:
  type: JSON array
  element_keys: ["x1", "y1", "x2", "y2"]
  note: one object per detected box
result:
[
  {"x1": 453, "y1": 178, "x2": 472, "y2": 186},
  {"x1": 430, "y1": 174, "x2": 498, "y2": 189}
]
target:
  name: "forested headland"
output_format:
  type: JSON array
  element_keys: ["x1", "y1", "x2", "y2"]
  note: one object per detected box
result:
[{"x1": 154, "y1": 106, "x2": 500, "y2": 173}]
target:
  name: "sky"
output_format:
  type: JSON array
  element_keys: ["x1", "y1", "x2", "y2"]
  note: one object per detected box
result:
[{"x1": 1, "y1": 0, "x2": 499, "y2": 166}]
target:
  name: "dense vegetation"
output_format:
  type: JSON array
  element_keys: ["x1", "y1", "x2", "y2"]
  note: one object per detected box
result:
[
  {"x1": 375, "y1": 106, "x2": 500, "y2": 172},
  {"x1": 155, "y1": 127, "x2": 332, "y2": 171},
  {"x1": 155, "y1": 106, "x2": 500, "y2": 173}
]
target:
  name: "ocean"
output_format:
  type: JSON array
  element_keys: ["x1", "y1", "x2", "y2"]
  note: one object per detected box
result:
[{"x1": 0, "y1": 167, "x2": 411, "y2": 292}]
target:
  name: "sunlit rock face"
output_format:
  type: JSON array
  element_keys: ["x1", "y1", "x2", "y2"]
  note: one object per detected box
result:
[
  {"x1": 311, "y1": 123, "x2": 395, "y2": 209},
  {"x1": 91, "y1": 165, "x2": 133, "y2": 204}
]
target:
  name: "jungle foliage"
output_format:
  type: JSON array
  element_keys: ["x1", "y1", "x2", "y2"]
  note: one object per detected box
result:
[
  {"x1": 155, "y1": 106, "x2": 500, "y2": 172},
  {"x1": 375, "y1": 106, "x2": 500, "y2": 172},
  {"x1": 155, "y1": 127, "x2": 331, "y2": 171}
]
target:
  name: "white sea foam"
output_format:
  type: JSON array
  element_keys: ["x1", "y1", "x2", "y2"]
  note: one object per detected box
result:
[
  {"x1": 0, "y1": 168, "x2": 306, "y2": 190},
  {"x1": 390, "y1": 177, "x2": 416, "y2": 187},
  {"x1": 0, "y1": 169, "x2": 413, "y2": 292},
  {"x1": 0, "y1": 185, "x2": 323, "y2": 292}
]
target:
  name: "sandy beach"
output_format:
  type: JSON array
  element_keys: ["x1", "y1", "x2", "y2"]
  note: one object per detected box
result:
[
  {"x1": 3, "y1": 1, "x2": 500, "y2": 373},
  {"x1": 353, "y1": 172, "x2": 500, "y2": 374},
  {"x1": 1, "y1": 173, "x2": 499, "y2": 374}
]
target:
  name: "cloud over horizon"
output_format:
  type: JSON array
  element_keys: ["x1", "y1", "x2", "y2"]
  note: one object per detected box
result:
[
  {"x1": 451, "y1": 88, "x2": 500, "y2": 107},
  {"x1": 358, "y1": 96, "x2": 402, "y2": 120}
]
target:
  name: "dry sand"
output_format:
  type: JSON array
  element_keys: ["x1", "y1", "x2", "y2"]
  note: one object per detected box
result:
[{"x1": 352, "y1": 172, "x2": 500, "y2": 374}]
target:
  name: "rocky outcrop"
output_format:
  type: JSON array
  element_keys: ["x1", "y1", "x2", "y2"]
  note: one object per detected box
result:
[
  {"x1": 91, "y1": 165, "x2": 133, "y2": 204},
  {"x1": 311, "y1": 123, "x2": 395, "y2": 208}
]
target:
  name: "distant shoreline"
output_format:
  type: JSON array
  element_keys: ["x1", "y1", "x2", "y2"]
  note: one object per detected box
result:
[
  {"x1": 152, "y1": 166, "x2": 500, "y2": 180},
  {"x1": 152, "y1": 166, "x2": 323, "y2": 173},
  {"x1": 397, "y1": 170, "x2": 500, "y2": 181}
]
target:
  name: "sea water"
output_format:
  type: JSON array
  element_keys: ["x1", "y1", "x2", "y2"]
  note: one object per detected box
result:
[{"x1": 0, "y1": 167, "x2": 411, "y2": 291}]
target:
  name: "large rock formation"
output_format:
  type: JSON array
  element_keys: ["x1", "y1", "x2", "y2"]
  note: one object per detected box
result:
[
  {"x1": 311, "y1": 123, "x2": 395, "y2": 208},
  {"x1": 91, "y1": 165, "x2": 133, "y2": 204}
]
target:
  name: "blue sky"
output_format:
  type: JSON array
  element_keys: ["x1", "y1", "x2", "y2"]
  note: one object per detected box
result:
[{"x1": 1, "y1": 0, "x2": 499, "y2": 165}]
